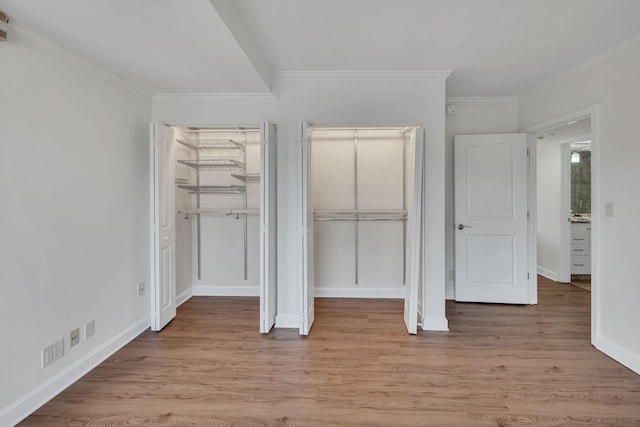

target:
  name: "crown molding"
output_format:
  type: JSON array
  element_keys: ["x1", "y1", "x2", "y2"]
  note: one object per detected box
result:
[
  {"x1": 275, "y1": 70, "x2": 452, "y2": 80},
  {"x1": 152, "y1": 92, "x2": 278, "y2": 101},
  {"x1": 521, "y1": 33, "x2": 640, "y2": 100},
  {"x1": 445, "y1": 96, "x2": 519, "y2": 106},
  {"x1": 3, "y1": 18, "x2": 151, "y2": 100}
]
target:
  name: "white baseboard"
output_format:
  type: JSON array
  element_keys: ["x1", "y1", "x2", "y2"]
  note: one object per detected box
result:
[
  {"x1": 0, "y1": 317, "x2": 149, "y2": 427},
  {"x1": 595, "y1": 335, "x2": 640, "y2": 375},
  {"x1": 176, "y1": 288, "x2": 193, "y2": 307},
  {"x1": 314, "y1": 287, "x2": 403, "y2": 298},
  {"x1": 421, "y1": 316, "x2": 449, "y2": 332},
  {"x1": 275, "y1": 314, "x2": 300, "y2": 329},
  {"x1": 192, "y1": 286, "x2": 259, "y2": 297},
  {"x1": 537, "y1": 266, "x2": 559, "y2": 281}
]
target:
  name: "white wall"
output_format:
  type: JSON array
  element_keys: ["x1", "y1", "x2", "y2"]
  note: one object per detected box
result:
[
  {"x1": 520, "y1": 40, "x2": 640, "y2": 374},
  {"x1": 0, "y1": 36, "x2": 151, "y2": 424},
  {"x1": 444, "y1": 99, "x2": 520, "y2": 299},
  {"x1": 153, "y1": 72, "x2": 450, "y2": 330},
  {"x1": 535, "y1": 141, "x2": 563, "y2": 281}
]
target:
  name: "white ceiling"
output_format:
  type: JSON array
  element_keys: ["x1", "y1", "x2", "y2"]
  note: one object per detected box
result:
[{"x1": 2, "y1": 0, "x2": 640, "y2": 96}]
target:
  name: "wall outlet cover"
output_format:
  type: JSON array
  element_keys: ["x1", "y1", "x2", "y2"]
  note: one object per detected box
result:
[
  {"x1": 42, "y1": 339, "x2": 64, "y2": 368},
  {"x1": 85, "y1": 320, "x2": 95, "y2": 339},
  {"x1": 137, "y1": 282, "x2": 145, "y2": 298},
  {"x1": 70, "y1": 328, "x2": 80, "y2": 348},
  {"x1": 605, "y1": 202, "x2": 615, "y2": 217}
]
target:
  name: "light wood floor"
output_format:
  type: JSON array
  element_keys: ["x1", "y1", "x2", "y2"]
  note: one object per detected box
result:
[{"x1": 21, "y1": 277, "x2": 640, "y2": 426}]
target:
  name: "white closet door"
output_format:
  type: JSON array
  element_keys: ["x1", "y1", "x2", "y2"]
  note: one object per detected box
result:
[
  {"x1": 300, "y1": 122, "x2": 315, "y2": 335},
  {"x1": 404, "y1": 128, "x2": 424, "y2": 335},
  {"x1": 150, "y1": 123, "x2": 177, "y2": 331},
  {"x1": 260, "y1": 122, "x2": 277, "y2": 333},
  {"x1": 454, "y1": 134, "x2": 529, "y2": 303}
]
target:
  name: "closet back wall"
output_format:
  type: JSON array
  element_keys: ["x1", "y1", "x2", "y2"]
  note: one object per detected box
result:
[
  {"x1": 312, "y1": 129, "x2": 405, "y2": 297},
  {"x1": 152, "y1": 72, "x2": 449, "y2": 330}
]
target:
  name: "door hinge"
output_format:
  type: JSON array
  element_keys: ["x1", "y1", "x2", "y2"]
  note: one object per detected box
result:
[
  {"x1": 527, "y1": 210, "x2": 530, "y2": 219},
  {"x1": 527, "y1": 272, "x2": 530, "y2": 280},
  {"x1": 526, "y1": 148, "x2": 530, "y2": 157}
]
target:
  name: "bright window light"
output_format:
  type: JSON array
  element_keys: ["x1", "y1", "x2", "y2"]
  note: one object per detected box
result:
[{"x1": 571, "y1": 152, "x2": 581, "y2": 163}]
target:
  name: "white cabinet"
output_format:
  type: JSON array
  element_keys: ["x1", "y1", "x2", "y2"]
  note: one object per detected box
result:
[{"x1": 571, "y1": 223, "x2": 591, "y2": 274}]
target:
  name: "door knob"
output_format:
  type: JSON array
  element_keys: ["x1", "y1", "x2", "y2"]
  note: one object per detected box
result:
[{"x1": 457, "y1": 224, "x2": 471, "y2": 230}]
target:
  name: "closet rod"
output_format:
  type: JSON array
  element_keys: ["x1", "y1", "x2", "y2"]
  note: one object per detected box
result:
[
  {"x1": 179, "y1": 208, "x2": 259, "y2": 216},
  {"x1": 184, "y1": 128, "x2": 259, "y2": 133},
  {"x1": 312, "y1": 127, "x2": 413, "y2": 132},
  {"x1": 314, "y1": 217, "x2": 405, "y2": 222},
  {"x1": 314, "y1": 210, "x2": 408, "y2": 215}
]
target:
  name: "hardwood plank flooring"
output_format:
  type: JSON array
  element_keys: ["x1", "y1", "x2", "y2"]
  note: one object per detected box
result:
[{"x1": 20, "y1": 277, "x2": 640, "y2": 426}]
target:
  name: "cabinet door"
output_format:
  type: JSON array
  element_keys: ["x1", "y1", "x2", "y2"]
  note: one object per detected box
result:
[
  {"x1": 300, "y1": 122, "x2": 315, "y2": 335},
  {"x1": 150, "y1": 123, "x2": 177, "y2": 331},
  {"x1": 404, "y1": 128, "x2": 424, "y2": 335},
  {"x1": 260, "y1": 122, "x2": 277, "y2": 333}
]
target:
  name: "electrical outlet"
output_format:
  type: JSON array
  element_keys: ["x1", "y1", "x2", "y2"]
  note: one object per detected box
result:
[
  {"x1": 42, "y1": 339, "x2": 64, "y2": 368},
  {"x1": 137, "y1": 282, "x2": 145, "y2": 298},
  {"x1": 70, "y1": 328, "x2": 80, "y2": 348},
  {"x1": 85, "y1": 320, "x2": 95, "y2": 339}
]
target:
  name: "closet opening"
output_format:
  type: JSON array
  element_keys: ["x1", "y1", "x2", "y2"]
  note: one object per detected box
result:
[
  {"x1": 150, "y1": 123, "x2": 277, "y2": 333},
  {"x1": 300, "y1": 125, "x2": 424, "y2": 335}
]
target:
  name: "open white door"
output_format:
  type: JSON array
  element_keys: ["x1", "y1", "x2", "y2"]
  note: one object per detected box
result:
[
  {"x1": 454, "y1": 134, "x2": 530, "y2": 303},
  {"x1": 260, "y1": 122, "x2": 277, "y2": 333},
  {"x1": 300, "y1": 122, "x2": 315, "y2": 335},
  {"x1": 404, "y1": 128, "x2": 424, "y2": 334},
  {"x1": 150, "y1": 123, "x2": 177, "y2": 331}
]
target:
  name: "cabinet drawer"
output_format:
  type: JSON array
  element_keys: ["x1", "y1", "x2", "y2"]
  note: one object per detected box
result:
[
  {"x1": 571, "y1": 234, "x2": 589, "y2": 244},
  {"x1": 571, "y1": 245, "x2": 590, "y2": 256},
  {"x1": 571, "y1": 256, "x2": 590, "y2": 274},
  {"x1": 571, "y1": 223, "x2": 591, "y2": 233}
]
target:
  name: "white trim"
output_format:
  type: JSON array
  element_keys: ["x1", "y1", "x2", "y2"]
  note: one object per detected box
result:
[
  {"x1": 524, "y1": 104, "x2": 600, "y2": 346},
  {"x1": 152, "y1": 92, "x2": 278, "y2": 101},
  {"x1": 558, "y1": 143, "x2": 572, "y2": 283},
  {"x1": 521, "y1": 34, "x2": 640, "y2": 100},
  {"x1": 275, "y1": 70, "x2": 452, "y2": 80},
  {"x1": 314, "y1": 287, "x2": 404, "y2": 299},
  {"x1": 0, "y1": 317, "x2": 149, "y2": 427},
  {"x1": 192, "y1": 286, "x2": 260, "y2": 297},
  {"x1": 3, "y1": 17, "x2": 150, "y2": 99},
  {"x1": 421, "y1": 316, "x2": 449, "y2": 332},
  {"x1": 537, "y1": 266, "x2": 559, "y2": 282},
  {"x1": 595, "y1": 335, "x2": 640, "y2": 375},
  {"x1": 176, "y1": 288, "x2": 193, "y2": 307},
  {"x1": 275, "y1": 314, "x2": 300, "y2": 329},
  {"x1": 527, "y1": 135, "x2": 539, "y2": 304},
  {"x1": 445, "y1": 97, "x2": 519, "y2": 106}
]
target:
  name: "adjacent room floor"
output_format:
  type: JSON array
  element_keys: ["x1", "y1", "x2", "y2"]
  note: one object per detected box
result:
[{"x1": 21, "y1": 277, "x2": 640, "y2": 426}]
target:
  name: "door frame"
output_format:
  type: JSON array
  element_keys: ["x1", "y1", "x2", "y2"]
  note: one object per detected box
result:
[
  {"x1": 150, "y1": 121, "x2": 275, "y2": 333},
  {"x1": 299, "y1": 123, "x2": 428, "y2": 334},
  {"x1": 524, "y1": 105, "x2": 600, "y2": 345}
]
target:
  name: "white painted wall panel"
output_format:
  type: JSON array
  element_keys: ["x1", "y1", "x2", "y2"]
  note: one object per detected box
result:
[
  {"x1": 0, "y1": 36, "x2": 150, "y2": 422},
  {"x1": 520, "y1": 41, "x2": 640, "y2": 374}
]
